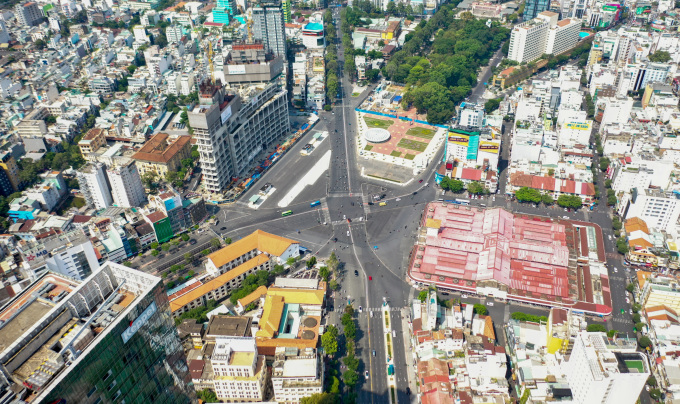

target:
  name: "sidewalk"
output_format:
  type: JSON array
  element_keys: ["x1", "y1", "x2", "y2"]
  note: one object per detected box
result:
[{"x1": 400, "y1": 308, "x2": 419, "y2": 404}]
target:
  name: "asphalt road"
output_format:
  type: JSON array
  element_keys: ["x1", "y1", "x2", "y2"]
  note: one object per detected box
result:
[{"x1": 190, "y1": 10, "x2": 650, "y2": 404}]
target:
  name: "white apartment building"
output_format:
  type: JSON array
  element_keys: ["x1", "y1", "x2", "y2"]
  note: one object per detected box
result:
[
  {"x1": 77, "y1": 162, "x2": 113, "y2": 210},
  {"x1": 508, "y1": 17, "x2": 550, "y2": 63},
  {"x1": 211, "y1": 337, "x2": 267, "y2": 402},
  {"x1": 189, "y1": 82, "x2": 289, "y2": 193},
  {"x1": 167, "y1": 72, "x2": 180, "y2": 95},
  {"x1": 180, "y1": 73, "x2": 195, "y2": 95},
  {"x1": 508, "y1": 11, "x2": 580, "y2": 63},
  {"x1": 148, "y1": 55, "x2": 172, "y2": 80},
  {"x1": 459, "y1": 104, "x2": 485, "y2": 128},
  {"x1": 623, "y1": 188, "x2": 680, "y2": 232},
  {"x1": 253, "y1": 4, "x2": 287, "y2": 60},
  {"x1": 45, "y1": 236, "x2": 100, "y2": 281},
  {"x1": 272, "y1": 348, "x2": 324, "y2": 404},
  {"x1": 14, "y1": 2, "x2": 43, "y2": 27},
  {"x1": 133, "y1": 25, "x2": 149, "y2": 43},
  {"x1": 107, "y1": 158, "x2": 146, "y2": 208},
  {"x1": 562, "y1": 332, "x2": 649, "y2": 404},
  {"x1": 166, "y1": 25, "x2": 183, "y2": 43},
  {"x1": 546, "y1": 19, "x2": 580, "y2": 56}
]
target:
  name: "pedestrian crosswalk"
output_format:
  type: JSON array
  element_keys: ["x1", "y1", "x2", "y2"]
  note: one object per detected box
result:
[{"x1": 320, "y1": 199, "x2": 332, "y2": 223}]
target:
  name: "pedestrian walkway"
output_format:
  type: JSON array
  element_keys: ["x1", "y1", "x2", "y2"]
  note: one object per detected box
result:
[{"x1": 320, "y1": 199, "x2": 332, "y2": 223}]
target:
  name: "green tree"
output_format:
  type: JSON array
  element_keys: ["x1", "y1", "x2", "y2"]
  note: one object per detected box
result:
[
  {"x1": 150, "y1": 241, "x2": 159, "y2": 250},
  {"x1": 632, "y1": 313, "x2": 641, "y2": 323},
  {"x1": 197, "y1": 389, "x2": 217, "y2": 402},
  {"x1": 541, "y1": 194, "x2": 554, "y2": 205},
  {"x1": 515, "y1": 187, "x2": 542, "y2": 203},
  {"x1": 586, "y1": 324, "x2": 607, "y2": 332},
  {"x1": 202, "y1": 249, "x2": 211, "y2": 256},
  {"x1": 321, "y1": 325, "x2": 339, "y2": 357},
  {"x1": 557, "y1": 195, "x2": 583, "y2": 209},
  {"x1": 307, "y1": 256, "x2": 317, "y2": 269},
  {"x1": 649, "y1": 388, "x2": 662, "y2": 401},
  {"x1": 181, "y1": 233, "x2": 190, "y2": 241},
  {"x1": 319, "y1": 266, "x2": 330, "y2": 281},
  {"x1": 225, "y1": 237, "x2": 232, "y2": 244},
  {"x1": 162, "y1": 244, "x2": 170, "y2": 252},
  {"x1": 484, "y1": 98, "x2": 502, "y2": 113},
  {"x1": 151, "y1": 250, "x2": 160, "y2": 257},
  {"x1": 467, "y1": 181, "x2": 486, "y2": 195},
  {"x1": 599, "y1": 157, "x2": 610, "y2": 172},
  {"x1": 343, "y1": 369, "x2": 359, "y2": 387},
  {"x1": 211, "y1": 238, "x2": 222, "y2": 249},
  {"x1": 649, "y1": 50, "x2": 671, "y2": 62},
  {"x1": 626, "y1": 283, "x2": 636, "y2": 294},
  {"x1": 473, "y1": 304, "x2": 488, "y2": 315},
  {"x1": 638, "y1": 335, "x2": 652, "y2": 349},
  {"x1": 617, "y1": 238, "x2": 629, "y2": 255},
  {"x1": 647, "y1": 376, "x2": 658, "y2": 387},
  {"x1": 328, "y1": 251, "x2": 339, "y2": 272},
  {"x1": 607, "y1": 329, "x2": 618, "y2": 338},
  {"x1": 127, "y1": 65, "x2": 137, "y2": 74},
  {"x1": 34, "y1": 39, "x2": 46, "y2": 49},
  {"x1": 418, "y1": 290, "x2": 428, "y2": 302},
  {"x1": 184, "y1": 252, "x2": 192, "y2": 263},
  {"x1": 301, "y1": 393, "x2": 339, "y2": 404},
  {"x1": 329, "y1": 279, "x2": 339, "y2": 290}
]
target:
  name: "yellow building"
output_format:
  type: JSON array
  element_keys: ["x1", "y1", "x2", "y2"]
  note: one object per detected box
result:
[
  {"x1": 132, "y1": 133, "x2": 192, "y2": 178},
  {"x1": 78, "y1": 128, "x2": 107, "y2": 156}
]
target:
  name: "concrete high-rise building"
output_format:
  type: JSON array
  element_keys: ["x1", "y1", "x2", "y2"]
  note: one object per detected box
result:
[
  {"x1": 546, "y1": 18, "x2": 580, "y2": 56},
  {"x1": 77, "y1": 162, "x2": 113, "y2": 210},
  {"x1": 189, "y1": 81, "x2": 289, "y2": 193},
  {"x1": 562, "y1": 332, "x2": 649, "y2": 404},
  {"x1": 523, "y1": 0, "x2": 550, "y2": 20},
  {"x1": 272, "y1": 347, "x2": 324, "y2": 403},
  {"x1": 14, "y1": 1, "x2": 43, "y2": 27},
  {"x1": 0, "y1": 20, "x2": 10, "y2": 44},
  {"x1": 150, "y1": 190, "x2": 187, "y2": 235},
  {"x1": 107, "y1": 158, "x2": 146, "y2": 208},
  {"x1": 213, "y1": 0, "x2": 236, "y2": 24},
  {"x1": 166, "y1": 24, "x2": 183, "y2": 43},
  {"x1": 0, "y1": 150, "x2": 19, "y2": 196},
  {"x1": 44, "y1": 231, "x2": 101, "y2": 280},
  {"x1": 253, "y1": 1, "x2": 287, "y2": 60},
  {"x1": 508, "y1": 12, "x2": 580, "y2": 63},
  {"x1": 211, "y1": 337, "x2": 268, "y2": 401},
  {"x1": 0, "y1": 261, "x2": 196, "y2": 403},
  {"x1": 623, "y1": 188, "x2": 680, "y2": 232}
]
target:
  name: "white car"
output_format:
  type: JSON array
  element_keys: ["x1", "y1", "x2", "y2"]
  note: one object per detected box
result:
[
  {"x1": 626, "y1": 297, "x2": 630, "y2": 304},
  {"x1": 347, "y1": 231, "x2": 350, "y2": 237},
  {"x1": 629, "y1": 309, "x2": 633, "y2": 315},
  {"x1": 365, "y1": 371, "x2": 369, "y2": 379},
  {"x1": 359, "y1": 306, "x2": 363, "y2": 313},
  {"x1": 461, "y1": 294, "x2": 469, "y2": 299},
  {"x1": 487, "y1": 302, "x2": 494, "y2": 306},
  {"x1": 343, "y1": 215, "x2": 346, "y2": 220},
  {"x1": 614, "y1": 268, "x2": 618, "y2": 273}
]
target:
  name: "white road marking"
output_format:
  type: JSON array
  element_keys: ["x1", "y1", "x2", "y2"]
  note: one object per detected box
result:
[{"x1": 277, "y1": 150, "x2": 332, "y2": 208}]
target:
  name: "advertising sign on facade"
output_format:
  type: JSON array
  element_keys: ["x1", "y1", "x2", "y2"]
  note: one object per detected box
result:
[
  {"x1": 227, "y1": 65, "x2": 246, "y2": 75},
  {"x1": 221, "y1": 105, "x2": 233, "y2": 124},
  {"x1": 122, "y1": 301, "x2": 157, "y2": 344}
]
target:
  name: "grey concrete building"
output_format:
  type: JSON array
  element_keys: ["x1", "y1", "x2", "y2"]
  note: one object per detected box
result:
[{"x1": 189, "y1": 81, "x2": 289, "y2": 193}]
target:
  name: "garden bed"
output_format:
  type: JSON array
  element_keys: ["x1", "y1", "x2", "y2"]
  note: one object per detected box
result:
[{"x1": 397, "y1": 138, "x2": 428, "y2": 152}]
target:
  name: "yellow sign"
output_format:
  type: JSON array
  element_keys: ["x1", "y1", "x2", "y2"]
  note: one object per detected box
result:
[
  {"x1": 564, "y1": 122, "x2": 590, "y2": 130},
  {"x1": 448, "y1": 136, "x2": 469, "y2": 145},
  {"x1": 479, "y1": 141, "x2": 499, "y2": 153}
]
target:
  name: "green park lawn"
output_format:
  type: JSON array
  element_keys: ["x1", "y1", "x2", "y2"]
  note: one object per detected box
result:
[
  {"x1": 364, "y1": 116, "x2": 394, "y2": 129},
  {"x1": 397, "y1": 138, "x2": 428, "y2": 152},
  {"x1": 364, "y1": 145, "x2": 373, "y2": 151},
  {"x1": 406, "y1": 127, "x2": 435, "y2": 140},
  {"x1": 390, "y1": 150, "x2": 402, "y2": 157}
]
